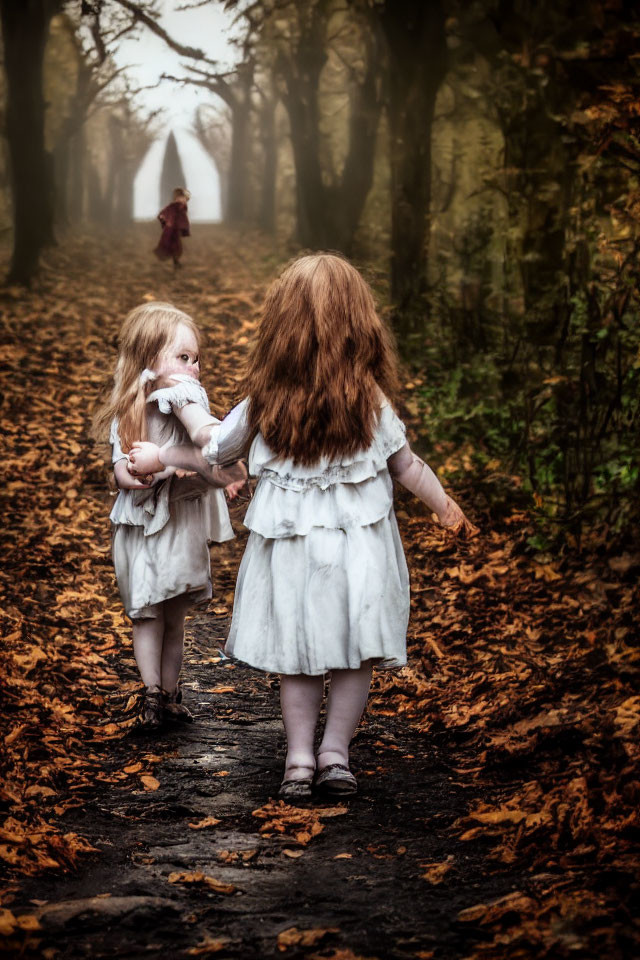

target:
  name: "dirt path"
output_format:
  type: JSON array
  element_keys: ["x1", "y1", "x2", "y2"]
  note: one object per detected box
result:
[{"x1": 13, "y1": 603, "x2": 513, "y2": 960}]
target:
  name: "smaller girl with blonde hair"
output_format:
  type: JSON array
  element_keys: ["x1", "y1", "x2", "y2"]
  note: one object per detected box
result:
[
  {"x1": 94, "y1": 301, "x2": 246, "y2": 728},
  {"x1": 129, "y1": 258, "x2": 474, "y2": 794}
]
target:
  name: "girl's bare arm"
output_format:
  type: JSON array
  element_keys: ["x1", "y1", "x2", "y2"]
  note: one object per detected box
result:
[
  {"x1": 113, "y1": 457, "x2": 154, "y2": 490},
  {"x1": 129, "y1": 399, "x2": 251, "y2": 476},
  {"x1": 387, "y1": 442, "x2": 477, "y2": 535}
]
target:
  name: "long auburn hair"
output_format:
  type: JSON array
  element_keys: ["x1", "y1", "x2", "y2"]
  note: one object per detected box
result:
[
  {"x1": 243, "y1": 253, "x2": 400, "y2": 465},
  {"x1": 93, "y1": 302, "x2": 200, "y2": 452}
]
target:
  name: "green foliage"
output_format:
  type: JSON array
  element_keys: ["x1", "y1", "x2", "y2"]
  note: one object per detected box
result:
[{"x1": 412, "y1": 178, "x2": 640, "y2": 541}]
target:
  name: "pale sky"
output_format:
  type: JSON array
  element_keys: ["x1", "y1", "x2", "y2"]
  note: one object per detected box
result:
[{"x1": 111, "y1": 0, "x2": 240, "y2": 221}]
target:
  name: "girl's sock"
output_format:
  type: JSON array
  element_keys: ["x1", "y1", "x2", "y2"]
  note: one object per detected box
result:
[
  {"x1": 317, "y1": 660, "x2": 373, "y2": 770},
  {"x1": 132, "y1": 616, "x2": 165, "y2": 689},
  {"x1": 279, "y1": 673, "x2": 324, "y2": 780}
]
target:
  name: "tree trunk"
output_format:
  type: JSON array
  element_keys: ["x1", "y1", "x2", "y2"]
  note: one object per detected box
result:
[
  {"x1": 331, "y1": 22, "x2": 384, "y2": 254},
  {"x1": 379, "y1": 0, "x2": 447, "y2": 339},
  {"x1": 53, "y1": 138, "x2": 69, "y2": 227},
  {"x1": 69, "y1": 128, "x2": 86, "y2": 222},
  {"x1": 226, "y1": 97, "x2": 251, "y2": 223},
  {"x1": 104, "y1": 115, "x2": 122, "y2": 227},
  {"x1": 285, "y1": 76, "x2": 328, "y2": 247},
  {"x1": 258, "y1": 94, "x2": 278, "y2": 234},
  {"x1": 115, "y1": 163, "x2": 136, "y2": 227},
  {"x1": 87, "y1": 160, "x2": 106, "y2": 223},
  {"x1": 280, "y1": 0, "x2": 382, "y2": 253},
  {"x1": 0, "y1": 0, "x2": 61, "y2": 284},
  {"x1": 224, "y1": 63, "x2": 255, "y2": 225}
]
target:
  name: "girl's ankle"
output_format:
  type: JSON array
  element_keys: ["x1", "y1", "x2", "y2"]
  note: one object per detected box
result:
[
  {"x1": 316, "y1": 749, "x2": 349, "y2": 770},
  {"x1": 283, "y1": 763, "x2": 315, "y2": 781},
  {"x1": 284, "y1": 754, "x2": 316, "y2": 780}
]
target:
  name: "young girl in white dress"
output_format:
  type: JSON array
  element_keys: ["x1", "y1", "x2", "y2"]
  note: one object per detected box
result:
[
  {"x1": 128, "y1": 258, "x2": 475, "y2": 793},
  {"x1": 94, "y1": 302, "x2": 246, "y2": 728}
]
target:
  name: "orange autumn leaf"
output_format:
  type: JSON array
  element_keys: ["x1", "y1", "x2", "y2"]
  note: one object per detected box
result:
[
  {"x1": 188, "y1": 817, "x2": 221, "y2": 830},
  {"x1": 139, "y1": 775, "x2": 160, "y2": 792},
  {"x1": 277, "y1": 926, "x2": 339, "y2": 951},
  {"x1": 167, "y1": 871, "x2": 235, "y2": 895}
]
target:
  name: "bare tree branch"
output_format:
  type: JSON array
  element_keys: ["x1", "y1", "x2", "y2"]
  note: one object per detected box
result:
[{"x1": 109, "y1": 0, "x2": 220, "y2": 65}]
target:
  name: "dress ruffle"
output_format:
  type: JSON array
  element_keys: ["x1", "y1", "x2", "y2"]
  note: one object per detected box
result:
[
  {"x1": 113, "y1": 497, "x2": 215, "y2": 620},
  {"x1": 246, "y1": 401, "x2": 406, "y2": 491},
  {"x1": 244, "y1": 472, "x2": 394, "y2": 538},
  {"x1": 238, "y1": 400, "x2": 406, "y2": 539},
  {"x1": 109, "y1": 476, "x2": 233, "y2": 541},
  {"x1": 226, "y1": 511, "x2": 410, "y2": 675}
]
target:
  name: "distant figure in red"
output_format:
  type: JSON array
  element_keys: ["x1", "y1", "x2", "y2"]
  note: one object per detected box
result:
[{"x1": 155, "y1": 187, "x2": 190, "y2": 268}]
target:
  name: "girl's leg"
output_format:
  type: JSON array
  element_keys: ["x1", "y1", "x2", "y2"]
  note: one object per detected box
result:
[
  {"x1": 132, "y1": 615, "x2": 164, "y2": 690},
  {"x1": 160, "y1": 593, "x2": 192, "y2": 693},
  {"x1": 279, "y1": 673, "x2": 324, "y2": 781},
  {"x1": 316, "y1": 660, "x2": 374, "y2": 770}
]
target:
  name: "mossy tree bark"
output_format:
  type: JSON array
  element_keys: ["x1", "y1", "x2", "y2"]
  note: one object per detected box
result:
[
  {"x1": 378, "y1": 0, "x2": 447, "y2": 342},
  {"x1": 278, "y1": 0, "x2": 383, "y2": 253},
  {"x1": 0, "y1": 0, "x2": 62, "y2": 285}
]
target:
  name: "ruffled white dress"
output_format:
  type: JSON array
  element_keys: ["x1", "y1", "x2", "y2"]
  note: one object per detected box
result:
[
  {"x1": 202, "y1": 398, "x2": 411, "y2": 675},
  {"x1": 110, "y1": 376, "x2": 234, "y2": 620}
]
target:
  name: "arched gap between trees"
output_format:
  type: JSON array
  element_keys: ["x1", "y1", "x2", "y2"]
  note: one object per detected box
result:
[{"x1": 134, "y1": 130, "x2": 222, "y2": 223}]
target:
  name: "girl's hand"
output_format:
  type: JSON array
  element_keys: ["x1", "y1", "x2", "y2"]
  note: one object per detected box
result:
[
  {"x1": 127, "y1": 462, "x2": 154, "y2": 485},
  {"x1": 437, "y1": 496, "x2": 479, "y2": 538},
  {"x1": 225, "y1": 477, "x2": 249, "y2": 501},
  {"x1": 129, "y1": 441, "x2": 164, "y2": 475},
  {"x1": 114, "y1": 459, "x2": 153, "y2": 490},
  {"x1": 224, "y1": 461, "x2": 251, "y2": 502}
]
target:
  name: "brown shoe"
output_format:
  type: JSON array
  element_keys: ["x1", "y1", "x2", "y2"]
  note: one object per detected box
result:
[
  {"x1": 162, "y1": 684, "x2": 194, "y2": 723},
  {"x1": 315, "y1": 763, "x2": 357, "y2": 797},
  {"x1": 141, "y1": 687, "x2": 164, "y2": 729},
  {"x1": 278, "y1": 778, "x2": 313, "y2": 802}
]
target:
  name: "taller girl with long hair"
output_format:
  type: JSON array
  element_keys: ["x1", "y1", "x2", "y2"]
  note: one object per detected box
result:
[{"x1": 129, "y1": 257, "x2": 475, "y2": 796}]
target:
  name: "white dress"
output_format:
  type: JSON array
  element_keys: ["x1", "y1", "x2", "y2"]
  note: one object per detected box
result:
[
  {"x1": 202, "y1": 398, "x2": 411, "y2": 675},
  {"x1": 110, "y1": 377, "x2": 234, "y2": 620}
]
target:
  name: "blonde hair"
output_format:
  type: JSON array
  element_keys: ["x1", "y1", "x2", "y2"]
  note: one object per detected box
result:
[
  {"x1": 173, "y1": 187, "x2": 190, "y2": 202},
  {"x1": 93, "y1": 301, "x2": 200, "y2": 451},
  {"x1": 243, "y1": 253, "x2": 399, "y2": 465}
]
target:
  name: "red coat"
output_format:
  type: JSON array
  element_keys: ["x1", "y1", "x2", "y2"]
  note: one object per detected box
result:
[{"x1": 154, "y1": 202, "x2": 190, "y2": 260}]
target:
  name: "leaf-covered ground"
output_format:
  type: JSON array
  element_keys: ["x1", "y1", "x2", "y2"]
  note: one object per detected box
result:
[{"x1": 0, "y1": 226, "x2": 638, "y2": 959}]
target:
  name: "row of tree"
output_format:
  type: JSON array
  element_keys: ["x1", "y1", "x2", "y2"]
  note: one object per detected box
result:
[
  {"x1": 0, "y1": 0, "x2": 638, "y2": 531},
  {"x1": 0, "y1": 0, "x2": 159, "y2": 284},
  {"x1": 168, "y1": 0, "x2": 640, "y2": 531}
]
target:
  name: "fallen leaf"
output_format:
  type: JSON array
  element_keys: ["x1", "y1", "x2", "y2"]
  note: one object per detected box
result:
[
  {"x1": 168, "y1": 871, "x2": 235, "y2": 895},
  {"x1": 188, "y1": 817, "x2": 221, "y2": 830},
  {"x1": 421, "y1": 860, "x2": 453, "y2": 884},
  {"x1": 188, "y1": 937, "x2": 231, "y2": 956},
  {"x1": 277, "y1": 926, "x2": 339, "y2": 951},
  {"x1": 139, "y1": 775, "x2": 160, "y2": 792}
]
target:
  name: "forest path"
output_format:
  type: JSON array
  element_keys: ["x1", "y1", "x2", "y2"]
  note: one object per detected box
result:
[
  {"x1": 0, "y1": 225, "x2": 502, "y2": 959},
  {"x1": 1, "y1": 226, "x2": 636, "y2": 960},
  {"x1": 12, "y1": 609, "x2": 503, "y2": 960}
]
